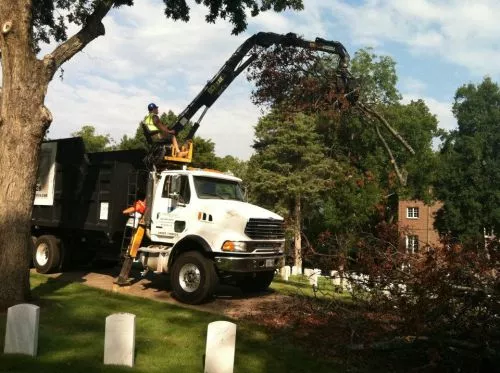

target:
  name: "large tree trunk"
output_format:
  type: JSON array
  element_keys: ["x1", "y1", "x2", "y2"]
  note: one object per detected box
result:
[
  {"x1": 0, "y1": 1, "x2": 51, "y2": 309},
  {"x1": 293, "y1": 194, "x2": 302, "y2": 269},
  {"x1": 0, "y1": 1, "x2": 113, "y2": 310}
]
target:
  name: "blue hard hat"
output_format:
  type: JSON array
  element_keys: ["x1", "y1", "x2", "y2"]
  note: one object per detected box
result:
[{"x1": 148, "y1": 103, "x2": 158, "y2": 111}]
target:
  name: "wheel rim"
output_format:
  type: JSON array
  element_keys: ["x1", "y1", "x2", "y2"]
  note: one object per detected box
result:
[
  {"x1": 178, "y1": 263, "x2": 201, "y2": 293},
  {"x1": 36, "y1": 243, "x2": 49, "y2": 266}
]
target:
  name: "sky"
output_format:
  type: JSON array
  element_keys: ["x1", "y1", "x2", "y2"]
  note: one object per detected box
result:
[{"x1": 22, "y1": 0, "x2": 500, "y2": 159}]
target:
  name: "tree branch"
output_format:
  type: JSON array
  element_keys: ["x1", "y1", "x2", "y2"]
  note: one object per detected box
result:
[
  {"x1": 43, "y1": 0, "x2": 115, "y2": 80},
  {"x1": 374, "y1": 121, "x2": 407, "y2": 185},
  {"x1": 358, "y1": 103, "x2": 415, "y2": 155}
]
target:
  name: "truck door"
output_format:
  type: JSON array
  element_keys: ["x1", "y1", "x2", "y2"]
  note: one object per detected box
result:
[{"x1": 150, "y1": 174, "x2": 191, "y2": 243}]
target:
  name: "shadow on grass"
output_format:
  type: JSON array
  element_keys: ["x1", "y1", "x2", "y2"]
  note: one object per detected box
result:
[{"x1": 1, "y1": 278, "x2": 347, "y2": 373}]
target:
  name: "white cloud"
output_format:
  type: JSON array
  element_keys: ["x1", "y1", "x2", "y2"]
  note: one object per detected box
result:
[
  {"x1": 328, "y1": 0, "x2": 500, "y2": 77},
  {"x1": 3, "y1": 0, "x2": 496, "y2": 161},
  {"x1": 40, "y1": 0, "x2": 354, "y2": 160},
  {"x1": 43, "y1": 1, "x2": 266, "y2": 159},
  {"x1": 402, "y1": 94, "x2": 456, "y2": 132},
  {"x1": 401, "y1": 77, "x2": 427, "y2": 95}
]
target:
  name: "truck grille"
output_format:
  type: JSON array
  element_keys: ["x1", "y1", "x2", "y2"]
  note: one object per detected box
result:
[{"x1": 245, "y1": 218, "x2": 284, "y2": 240}]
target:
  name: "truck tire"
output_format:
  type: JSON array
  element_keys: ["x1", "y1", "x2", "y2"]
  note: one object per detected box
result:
[
  {"x1": 239, "y1": 271, "x2": 275, "y2": 293},
  {"x1": 170, "y1": 251, "x2": 217, "y2": 305},
  {"x1": 33, "y1": 235, "x2": 61, "y2": 274}
]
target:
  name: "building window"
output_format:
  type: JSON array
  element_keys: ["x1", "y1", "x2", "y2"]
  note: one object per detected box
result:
[
  {"x1": 407, "y1": 207, "x2": 419, "y2": 219},
  {"x1": 406, "y1": 235, "x2": 419, "y2": 253}
]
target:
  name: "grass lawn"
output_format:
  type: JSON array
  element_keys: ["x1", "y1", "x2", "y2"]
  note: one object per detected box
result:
[
  {"x1": 271, "y1": 274, "x2": 352, "y2": 301},
  {"x1": 0, "y1": 274, "x2": 345, "y2": 373}
]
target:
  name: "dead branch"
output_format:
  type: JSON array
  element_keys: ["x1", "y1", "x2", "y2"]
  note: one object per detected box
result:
[
  {"x1": 358, "y1": 102, "x2": 415, "y2": 154},
  {"x1": 356, "y1": 104, "x2": 408, "y2": 185},
  {"x1": 43, "y1": 0, "x2": 115, "y2": 81},
  {"x1": 374, "y1": 122, "x2": 407, "y2": 185}
]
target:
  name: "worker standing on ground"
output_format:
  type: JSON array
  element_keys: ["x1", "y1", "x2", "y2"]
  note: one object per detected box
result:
[{"x1": 143, "y1": 103, "x2": 188, "y2": 157}]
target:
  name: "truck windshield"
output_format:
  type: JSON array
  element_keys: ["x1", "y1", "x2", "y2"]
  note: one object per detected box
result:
[{"x1": 193, "y1": 176, "x2": 244, "y2": 201}]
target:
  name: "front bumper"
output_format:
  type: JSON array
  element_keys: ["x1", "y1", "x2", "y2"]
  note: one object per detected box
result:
[{"x1": 214, "y1": 254, "x2": 283, "y2": 273}]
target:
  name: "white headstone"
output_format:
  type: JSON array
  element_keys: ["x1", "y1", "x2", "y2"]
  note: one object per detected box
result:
[
  {"x1": 344, "y1": 279, "x2": 353, "y2": 292},
  {"x1": 205, "y1": 321, "x2": 237, "y2": 373},
  {"x1": 309, "y1": 271, "x2": 318, "y2": 287},
  {"x1": 311, "y1": 268, "x2": 321, "y2": 287},
  {"x1": 4, "y1": 304, "x2": 40, "y2": 357},
  {"x1": 330, "y1": 270, "x2": 341, "y2": 286},
  {"x1": 280, "y1": 266, "x2": 290, "y2": 281},
  {"x1": 303, "y1": 268, "x2": 313, "y2": 277},
  {"x1": 291, "y1": 266, "x2": 302, "y2": 275},
  {"x1": 104, "y1": 313, "x2": 136, "y2": 367}
]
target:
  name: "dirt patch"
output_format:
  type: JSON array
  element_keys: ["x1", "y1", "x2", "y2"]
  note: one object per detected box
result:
[{"x1": 35, "y1": 266, "x2": 292, "y2": 320}]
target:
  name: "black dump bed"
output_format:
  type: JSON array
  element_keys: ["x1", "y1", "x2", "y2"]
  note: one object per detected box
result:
[{"x1": 32, "y1": 137, "x2": 148, "y2": 243}]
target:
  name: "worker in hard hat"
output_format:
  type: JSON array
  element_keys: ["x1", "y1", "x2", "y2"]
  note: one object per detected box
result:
[{"x1": 143, "y1": 103, "x2": 188, "y2": 158}]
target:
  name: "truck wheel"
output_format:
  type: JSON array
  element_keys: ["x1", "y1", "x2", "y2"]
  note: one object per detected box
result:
[
  {"x1": 33, "y1": 235, "x2": 61, "y2": 274},
  {"x1": 239, "y1": 271, "x2": 275, "y2": 293},
  {"x1": 170, "y1": 251, "x2": 217, "y2": 305}
]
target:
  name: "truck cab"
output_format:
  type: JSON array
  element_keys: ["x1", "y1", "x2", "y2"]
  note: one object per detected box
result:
[{"x1": 137, "y1": 168, "x2": 284, "y2": 304}]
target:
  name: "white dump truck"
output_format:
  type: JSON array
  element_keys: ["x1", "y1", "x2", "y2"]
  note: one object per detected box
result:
[
  {"x1": 31, "y1": 137, "x2": 285, "y2": 304},
  {"x1": 120, "y1": 167, "x2": 285, "y2": 304}
]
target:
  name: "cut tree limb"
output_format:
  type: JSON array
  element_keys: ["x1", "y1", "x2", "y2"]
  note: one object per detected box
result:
[
  {"x1": 374, "y1": 121, "x2": 407, "y2": 185},
  {"x1": 358, "y1": 102, "x2": 415, "y2": 155}
]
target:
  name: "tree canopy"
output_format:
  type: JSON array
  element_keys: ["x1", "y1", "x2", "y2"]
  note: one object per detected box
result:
[
  {"x1": 434, "y1": 77, "x2": 500, "y2": 245},
  {"x1": 246, "y1": 46, "x2": 440, "y2": 267},
  {"x1": 71, "y1": 124, "x2": 114, "y2": 152},
  {"x1": 29, "y1": 0, "x2": 304, "y2": 49}
]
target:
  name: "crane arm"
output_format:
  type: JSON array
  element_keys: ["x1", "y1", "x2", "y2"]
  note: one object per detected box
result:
[{"x1": 169, "y1": 32, "x2": 354, "y2": 140}]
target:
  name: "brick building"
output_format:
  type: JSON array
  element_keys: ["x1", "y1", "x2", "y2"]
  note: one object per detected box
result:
[{"x1": 398, "y1": 200, "x2": 443, "y2": 252}]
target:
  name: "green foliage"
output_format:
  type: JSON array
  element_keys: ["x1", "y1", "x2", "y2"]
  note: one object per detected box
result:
[
  {"x1": 247, "y1": 47, "x2": 440, "y2": 265},
  {"x1": 30, "y1": 0, "x2": 304, "y2": 50},
  {"x1": 117, "y1": 126, "x2": 148, "y2": 150},
  {"x1": 191, "y1": 137, "x2": 219, "y2": 168},
  {"x1": 247, "y1": 111, "x2": 338, "y2": 216},
  {"x1": 371, "y1": 100, "x2": 440, "y2": 200},
  {"x1": 434, "y1": 77, "x2": 500, "y2": 244},
  {"x1": 350, "y1": 48, "x2": 402, "y2": 106},
  {"x1": 215, "y1": 155, "x2": 248, "y2": 179},
  {"x1": 71, "y1": 125, "x2": 114, "y2": 152},
  {"x1": 313, "y1": 52, "x2": 439, "y2": 219}
]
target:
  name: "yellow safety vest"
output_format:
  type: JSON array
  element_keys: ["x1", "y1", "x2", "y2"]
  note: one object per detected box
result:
[{"x1": 143, "y1": 113, "x2": 159, "y2": 133}]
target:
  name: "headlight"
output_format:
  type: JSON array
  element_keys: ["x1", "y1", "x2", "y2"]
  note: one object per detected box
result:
[{"x1": 222, "y1": 241, "x2": 247, "y2": 252}]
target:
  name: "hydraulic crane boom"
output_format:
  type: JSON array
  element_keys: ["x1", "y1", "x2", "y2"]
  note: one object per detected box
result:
[{"x1": 170, "y1": 32, "x2": 356, "y2": 140}]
